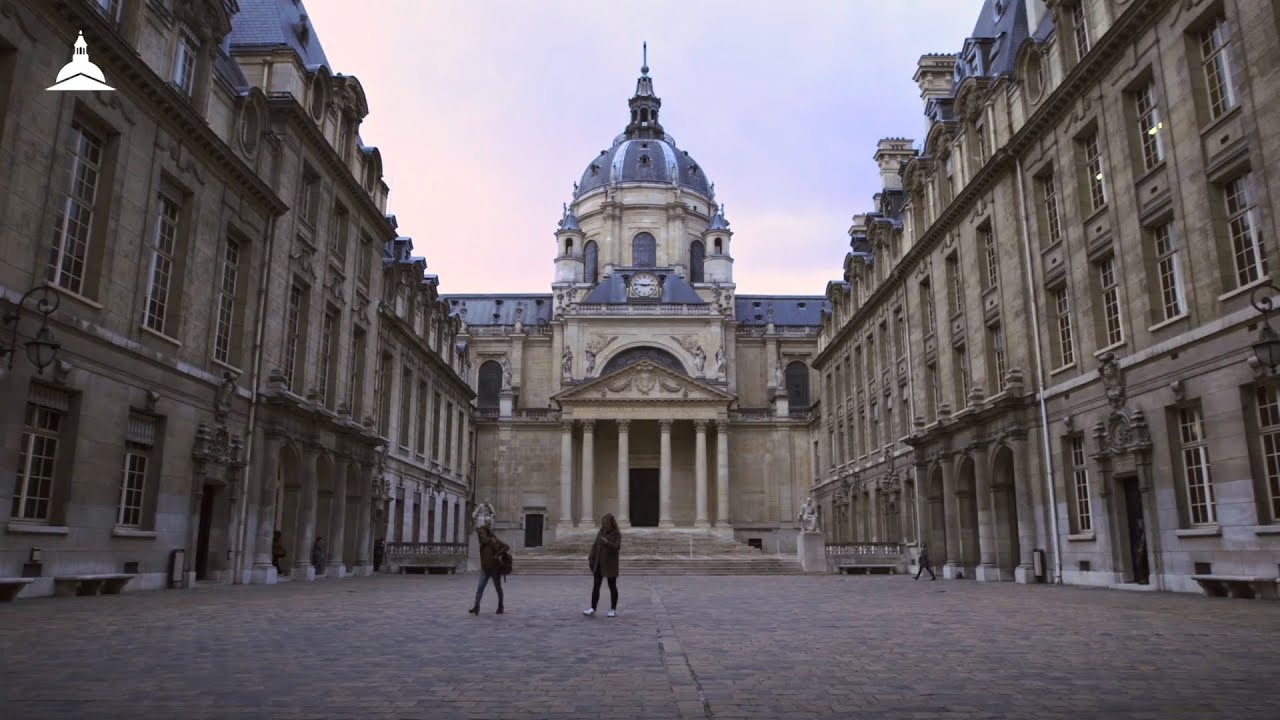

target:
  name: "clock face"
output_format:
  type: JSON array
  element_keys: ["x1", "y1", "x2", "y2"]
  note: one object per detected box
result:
[{"x1": 631, "y1": 273, "x2": 659, "y2": 298}]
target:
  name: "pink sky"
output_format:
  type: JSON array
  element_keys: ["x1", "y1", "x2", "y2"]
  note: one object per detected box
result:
[{"x1": 303, "y1": 1, "x2": 981, "y2": 295}]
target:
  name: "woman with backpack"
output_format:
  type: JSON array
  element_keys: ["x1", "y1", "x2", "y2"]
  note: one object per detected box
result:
[
  {"x1": 470, "y1": 524, "x2": 509, "y2": 615},
  {"x1": 583, "y1": 513, "x2": 622, "y2": 618}
]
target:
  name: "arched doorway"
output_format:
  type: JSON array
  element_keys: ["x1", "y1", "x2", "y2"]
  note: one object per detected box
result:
[
  {"x1": 477, "y1": 360, "x2": 501, "y2": 408},
  {"x1": 956, "y1": 455, "x2": 980, "y2": 576},
  {"x1": 991, "y1": 445, "x2": 1020, "y2": 576},
  {"x1": 600, "y1": 346, "x2": 686, "y2": 376},
  {"x1": 927, "y1": 465, "x2": 948, "y2": 568},
  {"x1": 275, "y1": 444, "x2": 301, "y2": 577},
  {"x1": 342, "y1": 462, "x2": 362, "y2": 572}
]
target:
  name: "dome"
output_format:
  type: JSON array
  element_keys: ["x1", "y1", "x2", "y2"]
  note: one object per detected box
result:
[{"x1": 577, "y1": 136, "x2": 712, "y2": 198}]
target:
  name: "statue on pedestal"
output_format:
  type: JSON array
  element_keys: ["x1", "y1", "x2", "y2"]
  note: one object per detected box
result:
[
  {"x1": 798, "y1": 494, "x2": 819, "y2": 533},
  {"x1": 714, "y1": 346, "x2": 727, "y2": 378},
  {"x1": 501, "y1": 356, "x2": 513, "y2": 390},
  {"x1": 472, "y1": 498, "x2": 496, "y2": 529},
  {"x1": 693, "y1": 345, "x2": 706, "y2": 375}
]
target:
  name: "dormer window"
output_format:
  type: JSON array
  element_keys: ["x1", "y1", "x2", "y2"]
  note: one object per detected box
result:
[
  {"x1": 639, "y1": 154, "x2": 650, "y2": 166},
  {"x1": 172, "y1": 29, "x2": 199, "y2": 97}
]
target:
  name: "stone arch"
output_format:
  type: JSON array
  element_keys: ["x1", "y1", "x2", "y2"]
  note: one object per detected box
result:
[
  {"x1": 785, "y1": 361, "x2": 811, "y2": 408},
  {"x1": 989, "y1": 443, "x2": 1020, "y2": 576},
  {"x1": 599, "y1": 344, "x2": 687, "y2": 376},
  {"x1": 312, "y1": 451, "x2": 336, "y2": 574},
  {"x1": 926, "y1": 464, "x2": 948, "y2": 565},
  {"x1": 954, "y1": 453, "x2": 980, "y2": 575},
  {"x1": 631, "y1": 232, "x2": 656, "y2": 267},
  {"x1": 477, "y1": 360, "x2": 502, "y2": 408},
  {"x1": 275, "y1": 442, "x2": 304, "y2": 576}
]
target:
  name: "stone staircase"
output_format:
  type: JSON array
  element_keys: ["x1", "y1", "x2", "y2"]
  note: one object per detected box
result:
[{"x1": 515, "y1": 529, "x2": 803, "y2": 576}]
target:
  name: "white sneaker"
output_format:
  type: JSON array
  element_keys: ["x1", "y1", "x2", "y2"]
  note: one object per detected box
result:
[
  {"x1": 607, "y1": 609, "x2": 617, "y2": 618},
  {"x1": 583, "y1": 608, "x2": 595, "y2": 616}
]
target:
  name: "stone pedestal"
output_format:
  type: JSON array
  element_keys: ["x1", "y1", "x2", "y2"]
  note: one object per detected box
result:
[
  {"x1": 773, "y1": 391, "x2": 790, "y2": 418},
  {"x1": 249, "y1": 564, "x2": 278, "y2": 585},
  {"x1": 942, "y1": 561, "x2": 964, "y2": 579},
  {"x1": 350, "y1": 563, "x2": 373, "y2": 577},
  {"x1": 499, "y1": 390, "x2": 514, "y2": 419},
  {"x1": 975, "y1": 564, "x2": 1012, "y2": 582},
  {"x1": 797, "y1": 531, "x2": 826, "y2": 573},
  {"x1": 325, "y1": 562, "x2": 348, "y2": 578},
  {"x1": 1014, "y1": 563, "x2": 1036, "y2": 584},
  {"x1": 291, "y1": 564, "x2": 316, "y2": 582},
  {"x1": 467, "y1": 530, "x2": 481, "y2": 573}
]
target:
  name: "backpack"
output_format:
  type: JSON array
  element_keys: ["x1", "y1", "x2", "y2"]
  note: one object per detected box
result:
[{"x1": 497, "y1": 549, "x2": 513, "y2": 577}]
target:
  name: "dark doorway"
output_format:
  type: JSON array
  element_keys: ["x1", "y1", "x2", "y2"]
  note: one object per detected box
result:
[
  {"x1": 195, "y1": 485, "x2": 216, "y2": 580},
  {"x1": 629, "y1": 468, "x2": 660, "y2": 527},
  {"x1": 1120, "y1": 475, "x2": 1150, "y2": 585},
  {"x1": 524, "y1": 513, "x2": 544, "y2": 548}
]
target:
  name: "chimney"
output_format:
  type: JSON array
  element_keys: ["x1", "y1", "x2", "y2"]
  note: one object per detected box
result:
[
  {"x1": 873, "y1": 138, "x2": 917, "y2": 192},
  {"x1": 914, "y1": 53, "x2": 957, "y2": 107}
]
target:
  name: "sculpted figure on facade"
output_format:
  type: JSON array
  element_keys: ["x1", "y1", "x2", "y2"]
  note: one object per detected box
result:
[
  {"x1": 214, "y1": 371, "x2": 236, "y2": 424},
  {"x1": 501, "y1": 356, "x2": 513, "y2": 390},
  {"x1": 774, "y1": 357, "x2": 785, "y2": 391},
  {"x1": 693, "y1": 344, "x2": 706, "y2": 375},
  {"x1": 798, "y1": 495, "x2": 819, "y2": 533},
  {"x1": 714, "y1": 346, "x2": 727, "y2": 378},
  {"x1": 561, "y1": 346, "x2": 573, "y2": 380}
]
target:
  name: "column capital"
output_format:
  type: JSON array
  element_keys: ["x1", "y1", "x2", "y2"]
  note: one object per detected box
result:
[
  {"x1": 560, "y1": 419, "x2": 575, "y2": 432},
  {"x1": 617, "y1": 418, "x2": 631, "y2": 432},
  {"x1": 581, "y1": 419, "x2": 595, "y2": 432},
  {"x1": 659, "y1": 419, "x2": 673, "y2": 432},
  {"x1": 715, "y1": 419, "x2": 728, "y2": 432},
  {"x1": 694, "y1": 419, "x2": 708, "y2": 432}
]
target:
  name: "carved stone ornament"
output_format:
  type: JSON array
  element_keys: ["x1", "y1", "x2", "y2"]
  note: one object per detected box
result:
[
  {"x1": 191, "y1": 422, "x2": 245, "y2": 473},
  {"x1": 1098, "y1": 351, "x2": 1125, "y2": 410},
  {"x1": 214, "y1": 371, "x2": 236, "y2": 424}
]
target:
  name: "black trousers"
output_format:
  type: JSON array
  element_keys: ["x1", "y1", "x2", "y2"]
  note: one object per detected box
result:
[
  {"x1": 915, "y1": 561, "x2": 936, "y2": 580},
  {"x1": 591, "y1": 573, "x2": 618, "y2": 610}
]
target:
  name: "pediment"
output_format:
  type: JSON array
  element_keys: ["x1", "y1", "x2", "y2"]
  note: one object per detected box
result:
[{"x1": 553, "y1": 361, "x2": 734, "y2": 404}]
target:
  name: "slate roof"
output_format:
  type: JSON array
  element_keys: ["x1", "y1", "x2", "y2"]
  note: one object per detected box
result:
[
  {"x1": 954, "y1": 0, "x2": 1032, "y2": 84},
  {"x1": 228, "y1": 0, "x2": 332, "y2": 70},
  {"x1": 735, "y1": 296, "x2": 828, "y2": 326},
  {"x1": 581, "y1": 269, "x2": 704, "y2": 304},
  {"x1": 577, "y1": 136, "x2": 713, "y2": 198},
  {"x1": 446, "y1": 295, "x2": 554, "y2": 326}
]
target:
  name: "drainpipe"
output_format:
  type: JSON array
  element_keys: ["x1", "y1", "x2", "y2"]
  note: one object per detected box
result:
[
  {"x1": 1014, "y1": 157, "x2": 1062, "y2": 585},
  {"x1": 233, "y1": 214, "x2": 279, "y2": 584}
]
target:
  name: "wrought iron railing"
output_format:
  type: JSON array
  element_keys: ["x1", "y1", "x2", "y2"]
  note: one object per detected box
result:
[{"x1": 825, "y1": 542, "x2": 905, "y2": 557}]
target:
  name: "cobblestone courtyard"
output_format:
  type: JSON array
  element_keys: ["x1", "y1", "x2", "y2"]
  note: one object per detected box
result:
[{"x1": 2, "y1": 574, "x2": 1277, "y2": 719}]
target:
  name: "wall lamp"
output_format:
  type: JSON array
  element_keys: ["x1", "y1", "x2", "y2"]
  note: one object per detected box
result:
[
  {"x1": 1251, "y1": 283, "x2": 1280, "y2": 372},
  {"x1": 2, "y1": 285, "x2": 62, "y2": 375}
]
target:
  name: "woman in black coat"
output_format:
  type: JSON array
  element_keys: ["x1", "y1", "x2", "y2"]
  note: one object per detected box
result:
[{"x1": 583, "y1": 513, "x2": 622, "y2": 617}]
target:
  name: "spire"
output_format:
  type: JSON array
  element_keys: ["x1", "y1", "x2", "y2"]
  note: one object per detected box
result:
[{"x1": 626, "y1": 41, "x2": 663, "y2": 139}]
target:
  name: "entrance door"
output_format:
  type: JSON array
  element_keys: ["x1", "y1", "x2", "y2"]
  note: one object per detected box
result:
[
  {"x1": 1120, "y1": 475, "x2": 1150, "y2": 585},
  {"x1": 195, "y1": 485, "x2": 216, "y2": 581},
  {"x1": 629, "y1": 469, "x2": 660, "y2": 527},
  {"x1": 524, "y1": 513, "x2": 544, "y2": 548}
]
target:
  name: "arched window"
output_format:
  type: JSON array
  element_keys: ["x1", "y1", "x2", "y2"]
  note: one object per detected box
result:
[
  {"x1": 714, "y1": 237, "x2": 723, "y2": 254},
  {"x1": 564, "y1": 238, "x2": 573, "y2": 255},
  {"x1": 584, "y1": 240, "x2": 599, "y2": 284},
  {"x1": 478, "y1": 360, "x2": 502, "y2": 409},
  {"x1": 632, "y1": 232, "x2": 656, "y2": 267},
  {"x1": 785, "y1": 361, "x2": 810, "y2": 409},
  {"x1": 600, "y1": 346, "x2": 685, "y2": 376},
  {"x1": 689, "y1": 240, "x2": 705, "y2": 283}
]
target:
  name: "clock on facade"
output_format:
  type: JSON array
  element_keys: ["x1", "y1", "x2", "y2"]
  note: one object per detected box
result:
[{"x1": 629, "y1": 272, "x2": 660, "y2": 299}]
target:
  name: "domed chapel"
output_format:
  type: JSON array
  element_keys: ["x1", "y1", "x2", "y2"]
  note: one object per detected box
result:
[{"x1": 448, "y1": 53, "x2": 826, "y2": 552}]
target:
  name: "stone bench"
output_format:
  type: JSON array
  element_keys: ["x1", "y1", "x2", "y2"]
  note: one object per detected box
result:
[
  {"x1": 1191, "y1": 575, "x2": 1278, "y2": 600},
  {"x1": 398, "y1": 562, "x2": 458, "y2": 575},
  {"x1": 53, "y1": 574, "x2": 136, "y2": 598},
  {"x1": 0, "y1": 578, "x2": 34, "y2": 602},
  {"x1": 836, "y1": 562, "x2": 898, "y2": 575}
]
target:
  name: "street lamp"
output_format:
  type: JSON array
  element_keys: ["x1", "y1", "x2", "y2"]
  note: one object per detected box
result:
[
  {"x1": 2, "y1": 286, "x2": 62, "y2": 375},
  {"x1": 1252, "y1": 283, "x2": 1280, "y2": 372}
]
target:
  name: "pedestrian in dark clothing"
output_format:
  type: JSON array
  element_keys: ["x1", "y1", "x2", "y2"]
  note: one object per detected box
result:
[
  {"x1": 583, "y1": 513, "x2": 622, "y2": 617},
  {"x1": 470, "y1": 525, "x2": 509, "y2": 615},
  {"x1": 915, "y1": 543, "x2": 937, "y2": 581},
  {"x1": 373, "y1": 538, "x2": 385, "y2": 572},
  {"x1": 271, "y1": 531, "x2": 287, "y2": 574},
  {"x1": 312, "y1": 536, "x2": 326, "y2": 575}
]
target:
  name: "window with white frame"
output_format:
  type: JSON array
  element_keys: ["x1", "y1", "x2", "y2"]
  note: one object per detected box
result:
[
  {"x1": 1199, "y1": 14, "x2": 1238, "y2": 121},
  {"x1": 95, "y1": 0, "x2": 122, "y2": 21},
  {"x1": 317, "y1": 308, "x2": 338, "y2": 409},
  {"x1": 1135, "y1": 80, "x2": 1165, "y2": 171},
  {"x1": 1097, "y1": 255, "x2": 1124, "y2": 347},
  {"x1": 894, "y1": 310, "x2": 906, "y2": 359},
  {"x1": 348, "y1": 326, "x2": 366, "y2": 417},
  {"x1": 1083, "y1": 132, "x2": 1107, "y2": 212},
  {"x1": 1151, "y1": 223, "x2": 1185, "y2": 321},
  {"x1": 1178, "y1": 404, "x2": 1216, "y2": 525},
  {"x1": 357, "y1": 233, "x2": 373, "y2": 290},
  {"x1": 330, "y1": 203, "x2": 349, "y2": 264},
  {"x1": 1040, "y1": 171, "x2": 1063, "y2": 247},
  {"x1": 49, "y1": 122, "x2": 104, "y2": 295},
  {"x1": 1224, "y1": 174, "x2": 1268, "y2": 288},
  {"x1": 1256, "y1": 385, "x2": 1280, "y2": 522},
  {"x1": 214, "y1": 236, "x2": 241, "y2": 365},
  {"x1": 1069, "y1": 436, "x2": 1092, "y2": 532},
  {"x1": 869, "y1": 399, "x2": 879, "y2": 450},
  {"x1": 981, "y1": 226, "x2": 999, "y2": 289},
  {"x1": 946, "y1": 253, "x2": 964, "y2": 315},
  {"x1": 299, "y1": 169, "x2": 321, "y2": 227},
  {"x1": 953, "y1": 345, "x2": 970, "y2": 408},
  {"x1": 920, "y1": 278, "x2": 936, "y2": 335},
  {"x1": 416, "y1": 379, "x2": 429, "y2": 457},
  {"x1": 1070, "y1": 2, "x2": 1090, "y2": 60},
  {"x1": 283, "y1": 283, "x2": 305, "y2": 392},
  {"x1": 926, "y1": 363, "x2": 940, "y2": 421},
  {"x1": 1053, "y1": 286, "x2": 1076, "y2": 368},
  {"x1": 988, "y1": 323, "x2": 1007, "y2": 391},
  {"x1": 173, "y1": 30, "x2": 199, "y2": 97},
  {"x1": 899, "y1": 385, "x2": 911, "y2": 437},
  {"x1": 143, "y1": 193, "x2": 181, "y2": 334},
  {"x1": 398, "y1": 367, "x2": 413, "y2": 449},
  {"x1": 118, "y1": 412, "x2": 158, "y2": 528},
  {"x1": 11, "y1": 388, "x2": 70, "y2": 522}
]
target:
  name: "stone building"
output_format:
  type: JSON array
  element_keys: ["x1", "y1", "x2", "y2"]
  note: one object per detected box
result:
[
  {"x1": 449, "y1": 61, "x2": 825, "y2": 553},
  {"x1": 0, "y1": 0, "x2": 469, "y2": 598},
  {"x1": 814, "y1": 0, "x2": 1280, "y2": 595}
]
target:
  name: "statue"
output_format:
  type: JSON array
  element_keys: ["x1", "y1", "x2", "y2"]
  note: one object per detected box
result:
[
  {"x1": 798, "y1": 495, "x2": 819, "y2": 533},
  {"x1": 693, "y1": 345, "x2": 706, "y2": 375},
  {"x1": 472, "y1": 498, "x2": 496, "y2": 529},
  {"x1": 715, "y1": 346, "x2": 727, "y2": 377},
  {"x1": 561, "y1": 346, "x2": 574, "y2": 378},
  {"x1": 214, "y1": 371, "x2": 236, "y2": 424},
  {"x1": 774, "y1": 358, "x2": 785, "y2": 390},
  {"x1": 585, "y1": 348, "x2": 597, "y2": 375},
  {"x1": 501, "y1": 356, "x2": 513, "y2": 390}
]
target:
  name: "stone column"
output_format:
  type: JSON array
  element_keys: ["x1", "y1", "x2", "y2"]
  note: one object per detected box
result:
[
  {"x1": 459, "y1": 413, "x2": 471, "y2": 484},
  {"x1": 616, "y1": 420, "x2": 631, "y2": 528},
  {"x1": 694, "y1": 420, "x2": 709, "y2": 527},
  {"x1": 715, "y1": 420, "x2": 730, "y2": 527},
  {"x1": 913, "y1": 463, "x2": 929, "y2": 549},
  {"x1": 973, "y1": 447, "x2": 1002, "y2": 582},
  {"x1": 659, "y1": 419, "x2": 674, "y2": 528},
  {"x1": 1011, "y1": 433, "x2": 1038, "y2": 584},
  {"x1": 868, "y1": 482, "x2": 880, "y2": 541},
  {"x1": 435, "y1": 395, "x2": 448, "y2": 469},
  {"x1": 184, "y1": 483, "x2": 205, "y2": 587},
  {"x1": 251, "y1": 435, "x2": 285, "y2": 580},
  {"x1": 292, "y1": 447, "x2": 319, "y2": 581},
  {"x1": 433, "y1": 492, "x2": 446, "y2": 542},
  {"x1": 445, "y1": 494, "x2": 457, "y2": 543},
  {"x1": 580, "y1": 420, "x2": 595, "y2": 526},
  {"x1": 558, "y1": 420, "x2": 574, "y2": 529},
  {"x1": 354, "y1": 463, "x2": 373, "y2": 576},
  {"x1": 940, "y1": 453, "x2": 962, "y2": 578},
  {"x1": 327, "y1": 456, "x2": 350, "y2": 577}
]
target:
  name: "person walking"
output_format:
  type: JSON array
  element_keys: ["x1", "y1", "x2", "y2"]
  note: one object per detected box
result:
[
  {"x1": 914, "y1": 543, "x2": 937, "y2": 581},
  {"x1": 470, "y1": 524, "x2": 509, "y2": 615},
  {"x1": 312, "y1": 536, "x2": 326, "y2": 576},
  {"x1": 271, "y1": 531, "x2": 287, "y2": 574},
  {"x1": 583, "y1": 513, "x2": 622, "y2": 617}
]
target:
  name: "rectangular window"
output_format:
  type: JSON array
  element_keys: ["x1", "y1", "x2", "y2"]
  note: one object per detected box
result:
[
  {"x1": 416, "y1": 380, "x2": 429, "y2": 457},
  {"x1": 926, "y1": 363, "x2": 940, "y2": 422},
  {"x1": 1200, "y1": 14, "x2": 1238, "y2": 120},
  {"x1": 974, "y1": 123, "x2": 987, "y2": 166},
  {"x1": 1097, "y1": 256, "x2": 1124, "y2": 347},
  {"x1": 1178, "y1": 405, "x2": 1216, "y2": 525},
  {"x1": 444, "y1": 402, "x2": 454, "y2": 467},
  {"x1": 95, "y1": 0, "x2": 122, "y2": 21},
  {"x1": 1069, "y1": 436, "x2": 1093, "y2": 532},
  {"x1": 214, "y1": 237, "x2": 241, "y2": 365},
  {"x1": 869, "y1": 400, "x2": 879, "y2": 450},
  {"x1": 899, "y1": 385, "x2": 910, "y2": 437},
  {"x1": 953, "y1": 345, "x2": 969, "y2": 409},
  {"x1": 11, "y1": 392, "x2": 68, "y2": 522},
  {"x1": 455, "y1": 409, "x2": 465, "y2": 468},
  {"x1": 1257, "y1": 386, "x2": 1280, "y2": 522},
  {"x1": 173, "y1": 30, "x2": 198, "y2": 97},
  {"x1": 357, "y1": 233, "x2": 373, "y2": 289},
  {"x1": 117, "y1": 411, "x2": 158, "y2": 528},
  {"x1": 330, "y1": 203, "x2": 349, "y2": 264},
  {"x1": 1071, "y1": 2, "x2": 1090, "y2": 60},
  {"x1": 398, "y1": 367, "x2": 413, "y2": 449},
  {"x1": 283, "y1": 283, "x2": 305, "y2": 392},
  {"x1": 894, "y1": 310, "x2": 906, "y2": 359},
  {"x1": 377, "y1": 352, "x2": 394, "y2": 436},
  {"x1": 299, "y1": 168, "x2": 321, "y2": 227},
  {"x1": 318, "y1": 308, "x2": 338, "y2": 409},
  {"x1": 431, "y1": 391, "x2": 442, "y2": 460},
  {"x1": 143, "y1": 193, "x2": 181, "y2": 334},
  {"x1": 946, "y1": 254, "x2": 964, "y2": 316},
  {"x1": 1151, "y1": 223, "x2": 1185, "y2": 321},
  {"x1": 920, "y1": 278, "x2": 936, "y2": 335},
  {"x1": 1083, "y1": 132, "x2": 1107, "y2": 212},
  {"x1": 988, "y1": 324, "x2": 1007, "y2": 391},
  {"x1": 1040, "y1": 172, "x2": 1063, "y2": 247},
  {"x1": 49, "y1": 122, "x2": 104, "y2": 295},
  {"x1": 981, "y1": 226, "x2": 998, "y2": 289},
  {"x1": 349, "y1": 327, "x2": 366, "y2": 419},
  {"x1": 1134, "y1": 81, "x2": 1165, "y2": 171},
  {"x1": 1053, "y1": 287, "x2": 1076, "y2": 367},
  {"x1": 1224, "y1": 174, "x2": 1268, "y2": 288}
]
